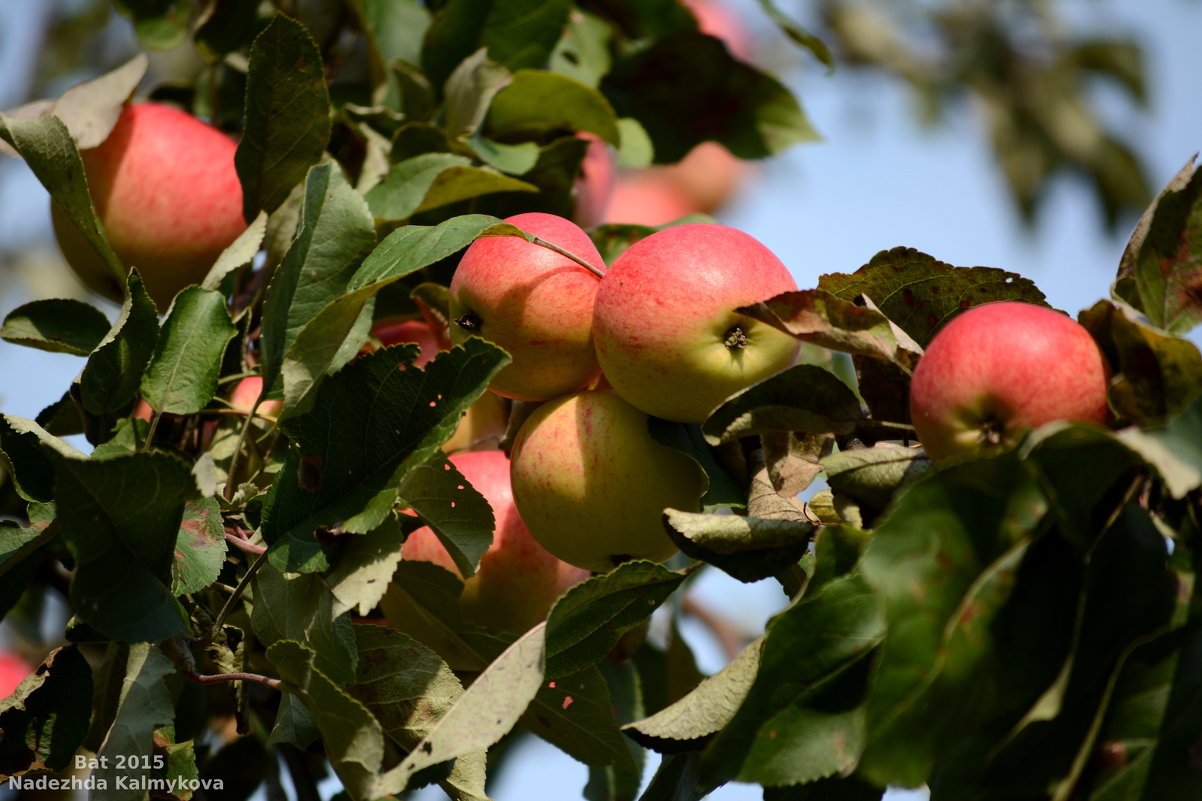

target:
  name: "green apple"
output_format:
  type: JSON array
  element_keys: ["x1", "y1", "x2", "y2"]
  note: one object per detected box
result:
[
  {"x1": 908, "y1": 301, "x2": 1111, "y2": 462},
  {"x1": 51, "y1": 102, "x2": 247, "y2": 310},
  {"x1": 592, "y1": 222, "x2": 800, "y2": 423},
  {"x1": 448, "y1": 212, "x2": 606, "y2": 401},
  {"x1": 509, "y1": 390, "x2": 707, "y2": 573},
  {"x1": 382, "y1": 450, "x2": 589, "y2": 638}
]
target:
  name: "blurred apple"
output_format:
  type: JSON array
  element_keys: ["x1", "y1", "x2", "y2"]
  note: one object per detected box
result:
[
  {"x1": 0, "y1": 650, "x2": 31, "y2": 698},
  {"x1": 603, "y1": 171, "x2": 699, "y2": 226},
  {"x1": 51, "y1": 102, "x2": 247, "y2": 310},
  {"x1": 571, "y1": 131, "x2": 616, "y2": 229}
]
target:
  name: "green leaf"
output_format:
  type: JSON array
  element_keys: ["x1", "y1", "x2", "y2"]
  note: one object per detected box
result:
[
  {"x1": 663, "y1": 510, "x2": 813, "y2": 583},
  {"x1": 443, "y1": 47, "x2": 513, "y2": 138},
  {"x1": 0, "y1": 645, "x2": 93, "y2": 779},
  {"x1": 0, "y1": 414, "x2": 87, "y2": 503},
  {"x1": 203, "y1": 210, "x2": 268, "y2": 290},
  {"x1": 348, "y1": 624, "x2": 490, "y2": 801},
  {"x1": 0, "y1": 515, "x2": 54, "y2": 578},
  {"x1": 0, "y1": 299, "x2": 111, "y2": 355},
  {"x1": 92, "y1": 644, "x2": 176, "y2": 799},
  {"x1": 260, "y1": 339, "x2": 507, "y2": 574},
  {"x1": 236, "y1": 13, "x2": 332, "y2": 220},
  {"x1": 544, "y1": 561, "x2": 687, "y2": 679},
  {"x1": 171, "y1": 497, "x2": 228, "y2": 596},
  {"x1": 699, "y1": 573, "x2": 885, "y2": 789},
  {"x1": 79, "y1": 272, "x2": 161, "y2": 415},
  {"x1": 359, "y1": 0, "x2": 431, "y2": 72},
  {"x1": 754, "y1": 0, "x2": 835, "y2": 69},
  {"x1": 0, "y1": 111, "x2": 125, "y2": 284},
  {"x1": 365, "y1": 153, "x2": 538, "y2": 220},
  {"x1": 1115, "y1": 157, "x2": 1202, "y2": 334},
  {"x1": 141, "y1": 287, "x2": 237, "y2": 414},
  {"x1": 487, "y1": 69, "x2": 621, "y2": 145},
  {"x1": 1118, "y1": 393, "x2": 1202, "y2": 499},
  {"x1": 625, "y1": 637, "x2": 763, "y2": 752},
  {"x1": 114, "y1": 0, "x2": 189, "y2": 50},
  {"x1": 822, "y1": 445, "x2": 932, "y2": 515},
  {"x1": 397, "y1": 454, "x2": 493, "y2": 577},
  {"x1": 601, "y1": 31, "x2": 818, "y2": 163},
  {"x1": 522, "y1": 664, "x2": 639, "y2": 774},
  {"x1": 702, "y1": 363, "x2": 863, "y2": 445},
  {"x1": 251, "y1": 564, "x2": 359, "y2": 686},
  {"x1": 351, "y1": 214, "x2": 502, "y2": 289},
  {"x1": 260, "y1": 161, "x2": 377, "y2": 405},
  {"x1": 54, "y1": 451, "x2": 196, "y2": 642},
  {"x1": 324, "y1": 517, "x2": 406, "y2": 617},
  {"x1": 820, "y1": 248, "x2": 1049, "y2": 349}
]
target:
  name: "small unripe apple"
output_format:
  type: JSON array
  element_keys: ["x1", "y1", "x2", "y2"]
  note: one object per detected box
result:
[
  {"x1": 382, "y1": 450, "x2": 589, "y2": 637},
  {"x1": 51, "y1": 102, "x2": 247, "y2": 310},
  {"x1": 592, "y1": 222, "x2": 800, "y2": 423},
  {"x1": 0, "y1": 650, "x2": 31, "y2": 698},
  {"x1": 908, "y1": 301, "x2": 1111, "y2": 462},
  {"x1": 509, "y1": 390, "x2": 707, "y2": 573},
  {"x1": 448, "y1": 212, "x2": 606, "y2": 401}
]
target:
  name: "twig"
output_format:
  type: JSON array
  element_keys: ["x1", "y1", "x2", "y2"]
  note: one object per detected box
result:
[
  {"x1": 224, "y1": 530, "x2": 267, "y2": 555},
  {"x1": 681, "y1": 594, "x2": 748, "y2": 663},
  {"x1": 196, "y1": 548, "x2": 269, "y2": 647},
  {"x1": 182, "y1": 671, "x2": 282, "y2": 690}
]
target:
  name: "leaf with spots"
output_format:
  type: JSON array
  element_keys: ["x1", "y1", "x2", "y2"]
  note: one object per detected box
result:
[
  {"x1": 170, "y1": 497, "x2": 227, "y2": 596},
  {"x1": 819, "y1": 247, "x2": 1048, "y2": 348},
  {"x1": 397, "y1": 454, "x2": 493, "y2": 578},
  {"x1": 522, "y1": 665, "x2": 638, "y2": 775}
]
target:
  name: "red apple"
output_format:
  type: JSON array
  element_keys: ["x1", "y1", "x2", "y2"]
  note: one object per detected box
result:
[
  {"x1": 448, "y1": 212, "x2": 606, "y2": 401},
  {"x1": 367, "y1": 316, "x2": 446, "y2": 367},
  {"x1": 592, "y1": 222, "x2": 800, "y2": 423},
  {"x1": 228, "y1": 375, "x2": 283, "y2": 422},
  {"x1": 509, "y1": 390, "x2": 707, "y2": 573},
  {"x1": 685, "y1": 0, "x2": 754, "y2": 62},
  {"x1": 572, "y1": 131, "x2": 617, "y2": 229},
  {"x1": 0, "y1": 650, "x2": 31, "y2": 698},
  {"x1": 603, "y1": 171, "x2": 699, "y2": 226},
  {"x1": 660, "y1": 141, "x2": 750, "y2": 215},
  {"x1": 908, "y1": 301, "x2": 1111, "y2": 462},
  {"x1": 51, "y1": 102, "x2": 247, "y2": 310},
  {"x1": 382, "y1": 450, "x2": 589, "y2": 637}
]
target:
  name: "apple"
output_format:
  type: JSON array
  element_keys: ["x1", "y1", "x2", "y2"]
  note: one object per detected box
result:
[
  {"x1": 572, "y1": 131, "x2": 616, "y2": 229},
  {"x1": 448, "y1": 212, "x2": 607, "y2": 401},
  {"x1": 508, "y1": 390, "x2": 707, "y2": 573},
  {"x1": 228, "y1": 375, "x2": 283, "y2": 422},
  {"x1": 592, "y1": 222, "x2": 800, "y2": 423},
  {"x1": 685, "y1": 0, "x2": 754, "y2": 63},
  {"x1": 382, "y1": 450, "x2": 590, "y2": 637},
  {"x1": 908, "y1": 301, "x2": 1111, "y2": 462},
  {"x1": 0, "y1": 650, "x2": 31, "y2": 698},
  {"x1": 367, "y1": 315, "x2": 449, "y2": 366},
  {"x1": 51, "y1": 101, "x2": 247, "y2": 310},
  {"x1": 603, "y1": 171, "x2": 699, "y2": 226},
  {"x1": 660, "y1": 141, "x2": 750, "y2": 215}
]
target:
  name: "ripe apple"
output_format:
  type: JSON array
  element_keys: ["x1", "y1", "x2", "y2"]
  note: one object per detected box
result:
[
  {"x1": 592, "y1": 222, "x2": 800, "y2": 423},
  {"x1": 382, "y1": 450, "x2": 590, "y2": 637},
  {"x1": 367, "y1": 315, "x2": 448, "y2": 366},
  {"x1": 685, "y1": 0, "x2": 754, "y2": 62},
  {"x1": 0, "y1": 650, "x2": 31, "y2": 698},
  {"x1": 908, "y1": 301, "x2": 1111, "y2": 462},
  {"x1": 448, "y1": 212, "x2": 606, "y2": 401},
  {"x1": 508, "y1": 390, "x2": 707, "y2": 573},
  {"x1": 603, "y1": 171, "x2": 699, "y2": 226},
  {"x1": 51, "y1": 102, "x2": 247, "y2": 310},
  {"x1": 228, "y1": 375, "x2": 283, "y2": 422},
  {"x1": 572, "y1": 131, "x2": 616, "y2": 229}
]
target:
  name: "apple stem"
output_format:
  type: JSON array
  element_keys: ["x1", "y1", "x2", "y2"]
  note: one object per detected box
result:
[{"x1": 531, "y1": 235, "x2": 606, "y2": 279}]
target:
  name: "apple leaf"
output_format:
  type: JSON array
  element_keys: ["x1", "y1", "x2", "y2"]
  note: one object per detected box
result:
[
  {"x1": 761, "y1": 430, "x2": 834, "y2": 499},
  {"x1": 348, "y1": 624, "x2": 489, "y2": 801},
  {"x1": 584, "y1": 660, "x2": 646, "y2": 801},
  {"x1": 365, "y1": 153, "x2": 538, "y2": 220},
  {"x1": 1115, "y1": 156, "x2": 1202, "y2": 335},
  {"x1": 663, "y1": 509, "x2": 814, "y2": 583},
  {"x1": 443, "y1": 47, "x2": 513, "y2": 139},
  {"x1": 1117, "y1": 393, "x2": 1202, "y2": 500},
  {"x1": 79, "y1": 272, "x2": 160, "y2": 416},
  {"x1": 544, "y1": 560, "x2": 688, "y2": 679},
  {"x1": 251, "y1": 563, "x2": 359, "y2": 686},
  {"x1": 0, "y1": 514, "x2": 54, "y2": 581},
  {"x1": 421, "y1": 0, "x2": 573, "y2": 90},
  {"x1": 0, "y1": 645, "x2": 93, "y2": 779},
  {"x1": 49, "y1": 54, "x2": 148, "y2": 147},
  {"x1": 358, "y1": 0, "x2": 431, "y2": 77},
  {"x1": 170, "y1": 498, "x2": 227, "y2": 596},
  {"x1": 267, "y1": 693, "x2": 319, "y2": 750},
  {"x1": 92, "y1": 644, "x2": 176, "y2": 796},
  {"x1": 203, "y1": 209, "x2": 268, "y2": 290},
  {"x1": 391, "y1": 623, "x2": 547, "y2": 791},
  {"x1": 260, "y1": 161, "x2": 377, "y2": 406},
  {"x1": 54, "y1": 450, "x2": 196, "y2": 643},
  {"x1": 397, "y1": 454, "x2": 493, "y2": 577},
  {"x1": 0, "y1": 415, "x2": 87, "y2": 503},
  {"x1": 625, "y1": 636, "x2": 763, "y2": 752},
  {"x1": 486, "y1": 69, "x2": 621, "y2": 145},
  {"x1": 601, "y1": 31, "x2": 819, "y2": 163},
  {"x1": 237, "y1": 13, "x2": 331, "y2": 221},
  {"x1": 1079, "y1": 299, "x2": 1202, "y2": 426},
  {"x1": 698, "y1": 573, "x2": 885, "y2": 789},
  {"x1": 0, "y1": 111, "x2": 125, "y2": 285},
  {"x1": 0, "y1": 298, "x2": 111, "y2": 356},
  {"x1": 113, "y1": 0, "x2": 190, "y2": 50},
  {"x1": 821, "y1": 445, "x2": 932, "y2": 516},
  {"x1": 819, "y1": 248, "x2": 1048, "y2": 348},
  {"x1": 322, "y1": 517, "x2": 406, "y2": 618},
  {"x1": 141, "y1": 287, "x2": 238, "y2": 414},
  {"x1": 702, "y1": 363, "x2": 864, "y2": 445},
  {"x1": 260, "y1": 338, "x2": 507, "y2": 573},
  {"x1": 754, "y1": 0, "x2": 835, "y2": 69},
  {"x1": 351, "y1": 213, "x2": 503, "y2": 288},
  {"x1": 522, "y1": 664, "x2": 640, "y2": 774}
]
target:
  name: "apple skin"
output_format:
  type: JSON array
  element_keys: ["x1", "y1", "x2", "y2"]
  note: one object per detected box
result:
[
  {"x1": 603, "y1": 171, "x2": 699, "y2": 226},
  {"x1": 572, "y1": 132, "x2": 617, "y2": 229},
  {"x1": 908, "y1": 301, "x2": 1111, "y2": 463},
  {"x1": 509, "y1": 390, "x2": 707, "y2": 573},
  {"x1": 592, "y1": 223, "x2": 800, "y2": 423},
  {"x1": 448, "y1": 212, "x2": 607, "y2": 401},
  {"x1": 382, "y1": 450, "x2": 590, "y2": 637},
  {"x1": 0, "y1": 650, "x2": 31, "y2": 698},
  {"x1": 51, "y1": 102, "x2": 247, "y2": 310}
]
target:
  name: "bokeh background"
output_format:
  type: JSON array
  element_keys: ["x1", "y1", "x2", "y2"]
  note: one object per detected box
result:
[{"x1": 1, "y1": 1, "x2": 1200, "y2": 799}]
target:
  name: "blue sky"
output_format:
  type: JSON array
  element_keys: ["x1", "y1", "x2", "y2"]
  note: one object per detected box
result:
[{"x1": 1, "y1": 2, "x2": 1200, "y2": 800}]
